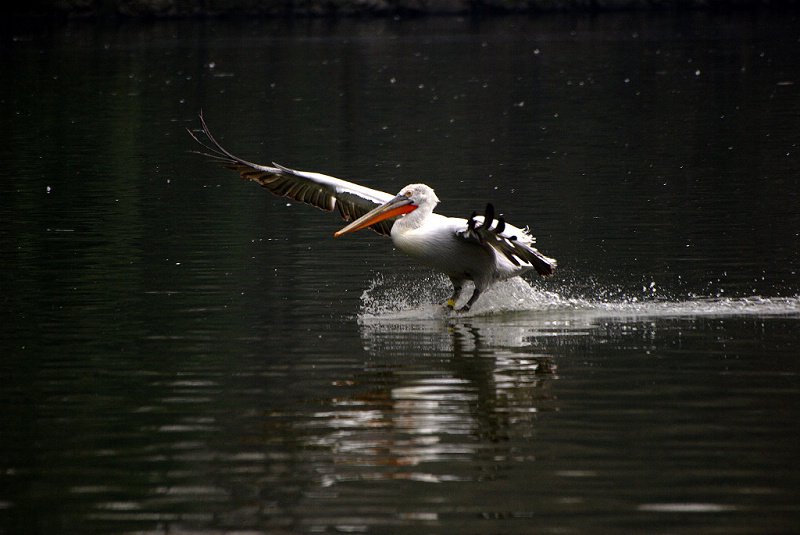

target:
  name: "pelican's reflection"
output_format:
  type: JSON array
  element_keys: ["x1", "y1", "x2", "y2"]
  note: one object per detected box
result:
[{"x1": 300, "y1": 316, "x2": 575, "y2": 488}]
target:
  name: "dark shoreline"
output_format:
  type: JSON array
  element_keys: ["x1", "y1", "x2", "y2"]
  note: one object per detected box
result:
[{"x1": 9, "y1": 0, "x2": 799, "y2": 21}]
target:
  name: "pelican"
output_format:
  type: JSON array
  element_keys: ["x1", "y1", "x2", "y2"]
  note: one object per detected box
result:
[{"x1": 189, "y1": 115, "x2": 556, "y2": 311}]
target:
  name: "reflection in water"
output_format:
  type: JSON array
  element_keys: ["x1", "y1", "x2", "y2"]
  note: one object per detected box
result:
[
  {"x1": 267, "y1": 316, "x2": 562, "y2": 533},
  {"x1": 308, "y1": 316, "x2": 559, "y2": 480}
]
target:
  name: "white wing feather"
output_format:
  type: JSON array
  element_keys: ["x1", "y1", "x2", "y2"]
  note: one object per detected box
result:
[{"x1": 189, "y1": 114, "x2": 396, "y2": 235}]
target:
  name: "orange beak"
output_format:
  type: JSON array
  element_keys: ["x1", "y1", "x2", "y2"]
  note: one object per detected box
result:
[{"x1": 334, "y1": 194, "x2": 417, "y2": 237}]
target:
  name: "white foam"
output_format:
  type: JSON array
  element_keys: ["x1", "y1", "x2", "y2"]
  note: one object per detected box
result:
[{"x1": 358, "y1": 273, "x2": 800, "y2": 323}]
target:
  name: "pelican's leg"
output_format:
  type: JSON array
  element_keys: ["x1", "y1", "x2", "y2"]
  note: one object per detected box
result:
[
  {"x1": 459, "y1": 288, "x2": 482, "y2": 313},
  {"x1": 445, "y1": 278, "x2": 464, "y2": 310}
]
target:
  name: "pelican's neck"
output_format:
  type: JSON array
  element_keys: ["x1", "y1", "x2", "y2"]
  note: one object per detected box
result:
[{"x1": 393, "y1": 202, "x2": 435, "y2": 232}]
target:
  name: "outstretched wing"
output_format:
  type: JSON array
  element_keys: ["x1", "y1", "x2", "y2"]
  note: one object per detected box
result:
[
  {"x1": 189, "y1": 114, "x2": 396, "y2": 236},
  {"x1": 459, "y1": 204, "x2": 557, "y2": 277}
]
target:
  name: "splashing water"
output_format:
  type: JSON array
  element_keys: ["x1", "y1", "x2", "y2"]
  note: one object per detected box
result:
[{"x1": 359, "y1": 272, "x2": 800, "y2": 322}]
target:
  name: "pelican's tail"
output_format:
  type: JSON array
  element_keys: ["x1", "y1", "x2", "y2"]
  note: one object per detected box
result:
[{"x1": 463, "y1": 204, "x2": 557, "y2": 277}]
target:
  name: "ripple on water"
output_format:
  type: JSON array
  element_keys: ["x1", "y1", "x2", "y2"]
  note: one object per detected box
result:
[{"x1": 359, "y1": 273, "x2": 800, "y2": 324}]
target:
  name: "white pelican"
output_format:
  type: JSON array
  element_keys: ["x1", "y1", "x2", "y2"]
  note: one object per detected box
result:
[{"x1": 190, "y1": 115, "x2": 556, "y2": 311}]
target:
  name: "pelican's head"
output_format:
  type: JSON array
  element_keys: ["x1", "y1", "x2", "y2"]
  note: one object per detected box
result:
[
  {"x1": 398, "y1": 183, "x2": 440, "y2": 212},
  {"x1": 334, "y1": 183, "x2": 438, "y2": 237}
]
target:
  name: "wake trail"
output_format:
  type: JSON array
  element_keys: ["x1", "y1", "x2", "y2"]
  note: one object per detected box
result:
[{"x1": 359, "y1": 274, "x2": 800, "y2": 323}]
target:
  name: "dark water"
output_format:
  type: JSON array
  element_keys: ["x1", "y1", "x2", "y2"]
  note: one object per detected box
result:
[{"x1": 2, "y1": 11, "x2": 800, "y2": 534}]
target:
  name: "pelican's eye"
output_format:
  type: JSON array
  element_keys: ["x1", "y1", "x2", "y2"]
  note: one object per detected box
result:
[{"x1": 404, "y1": 190, "x2": 412, "y2": 197}]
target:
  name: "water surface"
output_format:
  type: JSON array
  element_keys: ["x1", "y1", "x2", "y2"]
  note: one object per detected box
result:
[{"x1": 2, "y1": 11, "x2": 800, "y2": 534}]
